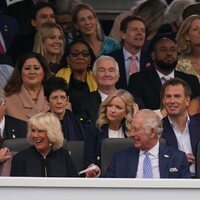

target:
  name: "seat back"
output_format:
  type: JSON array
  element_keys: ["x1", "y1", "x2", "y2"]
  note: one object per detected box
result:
[
  {"x1": 101, "y1": 138, "x2": 133, "y2": 175},
  {"x1": 2, "y1": 138, "x2": 31, "y2": 152},
  {"x1": 64, "y1": 141, "x2": 84, "y2": 172}
]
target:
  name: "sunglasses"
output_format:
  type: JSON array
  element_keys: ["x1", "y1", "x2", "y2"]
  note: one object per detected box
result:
[{"x1": 69, "y1": 51, "x2": 90, "y2": 57}]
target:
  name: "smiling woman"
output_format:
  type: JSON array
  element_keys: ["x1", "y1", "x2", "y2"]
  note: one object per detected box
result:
[
  {"x1": 4, "y1": 52, "x2": 51, "y2": 122},
  {"x1": 33, "y1": 22, "x2": 65, "y2": 75},
  {"x1": 56, "y1": 39, "x2": 97, "y2": 111},
  {"x1": 10, "y1": 112, "x2": 78, "y2": 177}
]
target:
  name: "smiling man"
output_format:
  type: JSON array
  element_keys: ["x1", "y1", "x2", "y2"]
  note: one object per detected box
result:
[
  {"x1": 108, "y1": 15, "x2": 152, "y2": 89},
  {"x1": 104, "y1": 109, "x2": 191, "y2": 178},
  {"x1": 161, "y1": 78, "x2": 200, "y2": 176},
  {"x1": 73, "y1": 55, "x2": 120, "y2": 125},
  {"x1": 128, "y1": 33, "x2": 200, "y2": 115}
]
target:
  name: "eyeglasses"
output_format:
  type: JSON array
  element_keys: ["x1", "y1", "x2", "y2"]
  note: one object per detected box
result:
[{"x1": 69, "y1": 51, "x2": 90, "y2": 57}]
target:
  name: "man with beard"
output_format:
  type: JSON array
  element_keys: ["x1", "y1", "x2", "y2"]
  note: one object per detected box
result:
[
  {"x1": 108, "y1": 16, "x2": 152, "y2": 89},
  {"x1": 128, "y1": 34, "x2": 200, "y2": 115}
]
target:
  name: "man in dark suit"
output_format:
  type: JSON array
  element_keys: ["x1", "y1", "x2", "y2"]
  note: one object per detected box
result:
[
  {"x1": 0, "y1": 14, "x2": 19, "y2": 53},
  {"x1": 161, "y1": 78, "x2": 200, "y2": 176},
  {"x1": 108, "y1": 16, "x2": 152, "y2": 89},
  {"x1": 0, "y1": 87, "x2": 27, "y2": 147},
  {"x1": 73, "y1": 55, "x2": 120, "y2": 125},
  {"x1": 104, "y1": 109, "x2": 191, "y2": 178},
  {"x1": 128, "y1": 34, "x2": 200, "y2": 115}
]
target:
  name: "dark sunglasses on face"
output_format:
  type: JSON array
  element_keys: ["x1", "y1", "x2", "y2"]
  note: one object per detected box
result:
[{"x1": 69, "y1": 51, "x2": 90, "y2": 57}]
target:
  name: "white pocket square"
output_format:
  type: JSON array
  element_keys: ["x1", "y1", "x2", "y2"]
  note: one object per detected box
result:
[
  {"x1": 169, "y1": 168, "x2": 178, "y2": 172},
  {"x1": 164, "y1": 154, "x2": 169, "y2": 158}
]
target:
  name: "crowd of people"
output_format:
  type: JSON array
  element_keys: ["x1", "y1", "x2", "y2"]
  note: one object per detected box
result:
[{"x1": 1, "y1": 0, "x2": 200, "y2": 179}]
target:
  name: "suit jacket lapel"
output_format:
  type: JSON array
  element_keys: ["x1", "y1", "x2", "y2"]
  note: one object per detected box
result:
[
  {"x1": 163, "y1": 117, "x2": 178, "y2": 148},
  {"x1": 159, "y1": 144, "x2": 170, "y2": 178},
  {"x1": 189, "y1": 116, "x2": 200, "y2": 155},
  {"x1": 116, "y1": 49, "x2": 128, "y2": 89},
  {"x1": 147, "y1": 68, "x2": 162, "y2": 93},
  {"x1": 127, "y1": 148, "x2": 139, "y2": 178}
]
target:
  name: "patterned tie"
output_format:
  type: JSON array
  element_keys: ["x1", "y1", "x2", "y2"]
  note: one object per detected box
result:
[
  {"x1": 129, "y1": 55, "x2": 138, "y2": 75},
  {"x1": 143, "y1": 152, "x2": 153, "y2": 178},
  {"x1": 161, "y1": 75, "x2": 170, "y2": 84}
]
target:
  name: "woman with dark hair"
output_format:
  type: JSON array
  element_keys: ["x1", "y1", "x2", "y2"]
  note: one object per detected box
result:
[
  {"x1": 43, "y1": 77, "x2": 84, "y2": 141},
  {"x1": 4, "y1": 52, "x2": 51, "y2": 121},
  {"x1": 56, "y1": 39, "x2": 97, "y2": 110}
]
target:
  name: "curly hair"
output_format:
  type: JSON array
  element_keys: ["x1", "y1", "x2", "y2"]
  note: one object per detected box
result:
[
  {"x1": 27, "y1": 112, "x2": 64, "y2": 151},
  {"x1": 96, "y1": 89, "x2": 135, "y2": 136}
]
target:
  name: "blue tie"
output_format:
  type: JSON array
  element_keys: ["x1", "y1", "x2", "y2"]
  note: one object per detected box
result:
[{"x1": 143, "y1": 152, "x2": 153, "y2": 178}]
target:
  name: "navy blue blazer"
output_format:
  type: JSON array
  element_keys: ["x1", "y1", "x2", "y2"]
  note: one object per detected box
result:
[
  {"x1": 60, "y1": 109, "x2": 84, "y2": 141},
  {"x1": 84, "y1": 124, "x2": 109, "y2": 168},
  {"x1": 108, "y1": 48, "x2": 152, "y2": 89},
  {"x1": 73, "y1": 90, "x2": 102, "y2": 125},
  {"x1": 0, "y1": 15, "x2": 19, "y2": 51},
  {"x1": 3, "y1": 115, "x2": 27, "y2": 139},
  {"x1": 128, "y1": 67, "x2": 200, "y2": 110},
  {"x1": 104, "y1": 143, "x2": 191, "y2": 178},
  {"x1": 84, "y1": 123, "x2": 127, "y2": 168},
  {"x1": 162, "y1": 115, "x2": 200, "y2": 156},
  {"x1": 0, "y1": 115, "x2": 27, "y2": 147}
]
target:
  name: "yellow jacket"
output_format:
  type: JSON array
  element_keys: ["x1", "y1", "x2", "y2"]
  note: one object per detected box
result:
[{"x1": 56, "y1": 67, "x2": 97, "y2": 92}]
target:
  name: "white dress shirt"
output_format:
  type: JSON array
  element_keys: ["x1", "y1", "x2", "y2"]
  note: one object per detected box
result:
[
  {"x1": 0, "y1": 116, "x2": 5, "y2": 138},
  {"x1": 98, "y1": 90, "x2": 108, "y2": 102},
  {"x1": 168, "y1": 115, "x2": 195, "y2": 174},
  {"x1": 136, "y1": 142, "x2": 160, "y2": 178},
  {"x1": 156, "y1": 70, "x2": 174, "y2": 84}
]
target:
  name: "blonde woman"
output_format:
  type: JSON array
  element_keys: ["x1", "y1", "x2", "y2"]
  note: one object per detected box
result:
[
  {"x1": 72, "y1": 3, "x2": 120, "y2": 56},
  {"x1": 33, "y1": 22, "x2": 65, "y2": 75},
  {"x1": 11, "y1": 112, "x2": 78, "y2": 177},
  {"x1": 176, "y1": 15, "x2": 200, "y2": 82},
  {"x1": 84, "y1": 89, "x2": 135, "y2": 177}
]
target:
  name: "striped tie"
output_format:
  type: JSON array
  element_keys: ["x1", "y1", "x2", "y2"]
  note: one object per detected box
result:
[{"x1": 143, "y1": 152, "x2": 153, "y2": 178}]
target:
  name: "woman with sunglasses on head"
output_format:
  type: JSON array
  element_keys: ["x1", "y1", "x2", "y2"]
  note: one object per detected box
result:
[{"x1": 56, "y1": 39, "x2": 97, "y2": 111}]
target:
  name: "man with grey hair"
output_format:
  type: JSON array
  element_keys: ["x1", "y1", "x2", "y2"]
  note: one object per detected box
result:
[
  {"x1": 104, "y1": 109, "x2": 191, "y2": 178},
  {"x1": 73, "y1": 55, "x2": 120, "y2": 125},
  {"x1": 0, "y1": 87, "x2": 27, "y2": 147}
]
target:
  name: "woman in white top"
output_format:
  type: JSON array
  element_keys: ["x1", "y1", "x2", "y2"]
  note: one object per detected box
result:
[{"x1": 84, "y1": 89, "x2": 135, "y2": 176}]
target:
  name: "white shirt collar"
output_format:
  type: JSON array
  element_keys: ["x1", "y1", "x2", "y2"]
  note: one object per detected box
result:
[
  {"x1": 140, "y1": 141, "x2": 159, "y2": 157},
  {"x1": 168, "y1": 113, "x2": 190, "y2": 128},
  {"x1": 123, "y1": 47, "x2": 141, "y2": 62},
  {"x1": 98, "y1": 90, "x2": 108, "y2": 102},
  {"x1": 0, "y1": 116, "x2": 5, "y2": 137},
  {"x1": 156, "y1": 70, "x2": 174, "y2": 80}
]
